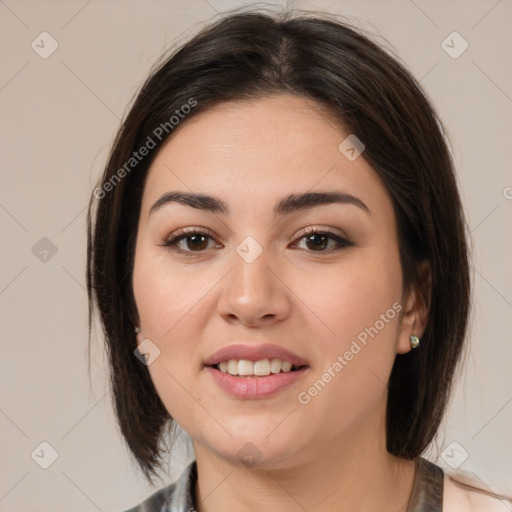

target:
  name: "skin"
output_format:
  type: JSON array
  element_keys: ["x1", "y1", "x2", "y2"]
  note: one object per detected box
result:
[
  {"x1": 132, "y1": 94, "x2": 431, "y2": 511},
  {"x1": 443, "y1": 477, "x2": 510, "y2": 511}
]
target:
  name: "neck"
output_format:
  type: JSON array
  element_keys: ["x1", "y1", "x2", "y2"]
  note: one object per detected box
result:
[{"x1": 192, "y1": 403, "x2": 416, "y2": 512}]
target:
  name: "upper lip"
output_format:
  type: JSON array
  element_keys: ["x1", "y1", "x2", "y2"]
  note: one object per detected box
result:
[{"x1": 204, "y1": 343, "x2": 310, "y2": 367}]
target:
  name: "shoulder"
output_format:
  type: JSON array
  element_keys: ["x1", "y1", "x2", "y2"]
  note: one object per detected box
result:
[
  {"x1": 122, "y1": 482, "x2": 176, "y2": 512},
  {"x1": 443, "y1": 473, "x2": 511, "y2": 512},
  {"x1": 122, "y1": 459, "x2": 197, "y2": 512}
]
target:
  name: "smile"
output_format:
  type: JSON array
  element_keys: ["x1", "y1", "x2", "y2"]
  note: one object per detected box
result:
[{"x1": 213, "y1": 358, "x2": 304, "y2": 377}]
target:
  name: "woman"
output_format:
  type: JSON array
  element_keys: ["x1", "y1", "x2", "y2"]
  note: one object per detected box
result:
[{"x1": 86, "y1": 9, "x2": 510, "y2": 512}]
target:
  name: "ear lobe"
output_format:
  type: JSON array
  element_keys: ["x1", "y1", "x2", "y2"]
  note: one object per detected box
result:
[{"x1": 396, "y1": 261, "x2": 431, "y2": 354}]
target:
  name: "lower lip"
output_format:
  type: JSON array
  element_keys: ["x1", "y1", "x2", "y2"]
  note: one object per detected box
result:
[{"x1": 205, "y1": 366, "x2": 309, "y2": 399}]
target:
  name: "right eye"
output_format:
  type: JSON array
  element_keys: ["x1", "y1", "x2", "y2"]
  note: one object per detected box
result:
[{"x1": 160, "y1": 228, "x2": 222, "y2": 254}]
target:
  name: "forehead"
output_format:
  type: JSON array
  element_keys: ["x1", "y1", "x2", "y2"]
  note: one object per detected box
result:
[{"x1": 141, "y1": 94, "x2": 390, "y2": 217}]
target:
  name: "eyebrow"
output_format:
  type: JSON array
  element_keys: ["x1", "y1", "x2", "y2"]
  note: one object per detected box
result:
[{"x1": 149, "y1": 190, "x2": 370, "y2": 217}]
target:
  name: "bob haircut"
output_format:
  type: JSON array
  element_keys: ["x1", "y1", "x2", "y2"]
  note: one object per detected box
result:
[{"x1": 87, "y1": 9, "x2": 471, "y2": 483}]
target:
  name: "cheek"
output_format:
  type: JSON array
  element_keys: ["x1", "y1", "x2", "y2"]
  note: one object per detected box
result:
[
  {"x1": 133, "y1": 246, "x2": 209, "y2": 338},
  {"x1": 132, "y1": 253, "x2": 209, "y2": 428},
  {"x1": 301, "y1": 245, "x2": 403, "y2": 354},
  {"x1": 294, "y1": 246, "x2": 403, "y2": 417}
]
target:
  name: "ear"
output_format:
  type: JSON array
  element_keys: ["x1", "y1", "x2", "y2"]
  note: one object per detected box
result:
[
  {"x1": 130, "y1": 311, "x2": 141, "y2": 345},
  {"x1": 396, "y1": 261, "x2": 431, "y2": 354}
]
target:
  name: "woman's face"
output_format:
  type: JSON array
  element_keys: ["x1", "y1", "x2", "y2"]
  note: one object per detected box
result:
[{"x1": 133, "y1": 94, "x2": 417, "y2": 469}]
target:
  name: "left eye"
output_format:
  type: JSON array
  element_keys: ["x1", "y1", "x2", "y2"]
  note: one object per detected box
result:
[
  {"x1": 161, "y1": 228, "x2": 352, "y2": 254},
  {"x1": 293, "y1": 229, "x2": 353, "y2": 252}
]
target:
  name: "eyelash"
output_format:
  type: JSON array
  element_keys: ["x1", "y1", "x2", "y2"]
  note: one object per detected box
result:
[{"x1": 159, "y1": 226, "x2": 353, "y2": 256}]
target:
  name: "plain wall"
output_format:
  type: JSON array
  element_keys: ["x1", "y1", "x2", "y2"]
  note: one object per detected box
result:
[{"x1": 1, "y1": 0, "x2": 511, "y2": 510}]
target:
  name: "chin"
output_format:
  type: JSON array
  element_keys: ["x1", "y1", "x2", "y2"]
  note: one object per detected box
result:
[{"x1": 203, "y1": 433, "x2": 304, "y2": 470}]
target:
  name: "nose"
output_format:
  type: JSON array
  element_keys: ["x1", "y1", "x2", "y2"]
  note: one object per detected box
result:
[{"x1": 217, "y1": 245, "x2": 291, "y2": 328}]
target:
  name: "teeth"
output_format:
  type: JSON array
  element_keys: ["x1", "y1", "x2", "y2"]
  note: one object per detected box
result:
[
  {"x1": 217, "y1": 358, "x2": 299, "y2": 376},
  {"x1": 269, "y1": 358, "x2": 282, "y2": 374},
  {"x1": 254, "y1": 359, "x2": 271, "y2": 376},
  {"x1": 238, "y1": 359, "x2": 253, "y2": 376}
]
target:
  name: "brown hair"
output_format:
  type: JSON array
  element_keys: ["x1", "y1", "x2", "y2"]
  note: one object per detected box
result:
[{"x1": 87, "y1": 9, "x2": 471, "y2": 483}]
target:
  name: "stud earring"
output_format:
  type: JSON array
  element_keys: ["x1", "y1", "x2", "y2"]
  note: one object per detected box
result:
[
  {"x1": 409, "y1": 334, "x2": 420, "y2": 349},
  {"x1": 134, "y1": 326, "x2": 141, "y2": 334}
]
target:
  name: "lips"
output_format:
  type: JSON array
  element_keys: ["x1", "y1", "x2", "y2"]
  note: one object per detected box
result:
[
  {"x1": 203, "y1": 343, "x2": 310, "y2": 368},
  {"x1": 205, "y1": 365, "x2": 309, "y2": 399}
]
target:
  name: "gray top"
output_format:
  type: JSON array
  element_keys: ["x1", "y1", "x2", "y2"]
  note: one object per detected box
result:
[{"x1": 124, "y1": 456, "x2": 443, "y2": 512}]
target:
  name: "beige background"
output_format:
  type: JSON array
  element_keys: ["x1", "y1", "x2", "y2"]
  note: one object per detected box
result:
[{"x1": 1, "y1": 0, "x2": 511, "y2": 510}]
